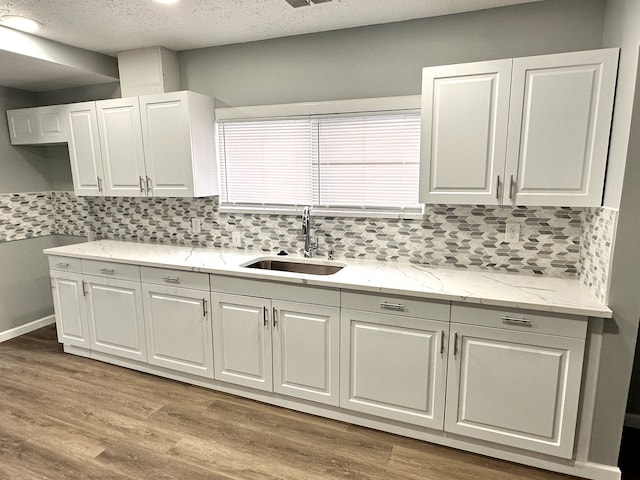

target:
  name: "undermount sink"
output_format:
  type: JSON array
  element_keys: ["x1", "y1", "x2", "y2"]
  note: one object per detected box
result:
[{"x1": 243, "y1": 257, "x2": 345, "y2": 275}]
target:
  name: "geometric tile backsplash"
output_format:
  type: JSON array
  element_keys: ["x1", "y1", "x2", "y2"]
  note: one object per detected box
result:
[{"x1": 0, "y1": 191, "x2": 616, "y2": 300}]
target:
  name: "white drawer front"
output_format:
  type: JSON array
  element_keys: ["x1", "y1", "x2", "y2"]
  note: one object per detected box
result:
[
  {"x1": 81, "y1": 259, "x2": 140, "y2": 282},
  {"x1": 48, "y1": 255, "x2": 82, "y2": 273},
  {"x1": 450, "y1": 303, "x2": 587, "y2": 339},
  {"x1": 341, "y1": 290, "x2": 450, "y2": 322},
  {"x1": 140, "y1": 267, "x2": 209, "y2": 291}
]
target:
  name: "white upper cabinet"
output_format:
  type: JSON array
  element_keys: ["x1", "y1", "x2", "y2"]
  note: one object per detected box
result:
[
  {"x1": 7, "y1": 105, "x2": 68, "y2": 145},
  {"x1": 96, "y1": 97, "x2": 148, "y2": 197},
  {"x1": 419, "y1": 48, "x2": 619, "y2": 207},
  {"x1": 140, "y1": 91, "x2": 218, "y2": 197},
  {"x1": 67, "y1": 102, "x2": 106, "y2": 196},
  {"x1": 505, "y1": 49, "x2": 619, "y2": 206},
  {"x1": 420, "y1": 59, "x2": 512, "y2": 205},
  {"x1": 20, "y1": 91, "x2": 218, "y2": 198}
]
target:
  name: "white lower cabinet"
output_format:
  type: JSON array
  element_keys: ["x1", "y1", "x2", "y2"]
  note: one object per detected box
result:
[
  {"x1": 445, "y1": 306, "x2": 587, "y2": 459},
  {"x1": 50, "y1": 268, "x2": 89, "y2": 348},
  {"x1": 85, "y1": 275, "x2": 146, "y2": 362},
  {"x1": 339, "y1": 291, "x2": 450, "y2": 429},
  {"x1": 211, "y1": 278, "x2": 340, "y2": 406},
  {"x1": 142, "y1": 284, "x2": 213, "y2": 378}
]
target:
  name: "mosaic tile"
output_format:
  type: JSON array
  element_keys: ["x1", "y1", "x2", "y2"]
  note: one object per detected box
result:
[
  {"x1": 48, "y1": 192, "x2": 584, "y2": 277},
  {"x1": 0, "y1": 192, "x2": 55, "y2": 242},
  {"x1": 580, "y1": 207, "x2": 618, "y2": 303}
]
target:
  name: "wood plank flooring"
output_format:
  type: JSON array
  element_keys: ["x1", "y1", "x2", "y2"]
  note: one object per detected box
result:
[{"x1": 0, "y1": 325, "x2": 583, "y2": 480}]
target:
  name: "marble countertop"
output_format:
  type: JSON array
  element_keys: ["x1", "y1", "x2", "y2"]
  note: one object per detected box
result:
[{"x1": 44, "y1": 240, "x2": 612, "y2": 318}]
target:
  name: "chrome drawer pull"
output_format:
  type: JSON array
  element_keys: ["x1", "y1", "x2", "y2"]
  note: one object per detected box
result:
[
  {"x1": 501, "y1": 316, "x2": 532, "y2": 325},
  {"x1": 162, "y1": 276, "x2": 180, "y2": 284},
  {"x1": 55, "y1": 262, "x2": 70, "y2": 268},
  {"x1": 380, "y1": 302, "x2": 405, "y2": 312},
  {"x1": 99, "y1": 268, "x2": 115, "y2": 274}
]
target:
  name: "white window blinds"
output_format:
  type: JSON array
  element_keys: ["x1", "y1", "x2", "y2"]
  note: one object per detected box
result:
[{"x1": 218, "y1": 109, "x2": 422, "y2": 215}]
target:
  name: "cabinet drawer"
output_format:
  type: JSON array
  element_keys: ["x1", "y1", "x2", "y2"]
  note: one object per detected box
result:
[
  {"x1": 140, "y1": 267, "x2": 209, "y2": 291},
  {"x1": 81, "y1": 259, "x2": 140, "y2": 282},
  {"x1": 450, "y1": 303, "x2": 587, "y2": 339},
  {"x1": 341, "y1": 290, "x2": 450, "y2": 322},
  {"x1": 48, "y1": 256, "x2": 82, "y2": 273}
]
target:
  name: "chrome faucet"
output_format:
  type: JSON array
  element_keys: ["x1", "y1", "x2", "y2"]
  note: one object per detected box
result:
[{"x1": 302, "y1": 206, "x2": 317, "y2": 257}]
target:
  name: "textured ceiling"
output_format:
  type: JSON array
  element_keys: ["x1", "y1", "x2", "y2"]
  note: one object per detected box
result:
[{"x1": 0, "y1": 0, "x2": 545, "y2": 55}]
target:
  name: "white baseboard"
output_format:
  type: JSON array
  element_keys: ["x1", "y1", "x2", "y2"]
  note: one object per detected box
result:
[
  {"x1": 625, "y1": 413, "x2": 640, "y2": 429},
  {"x1": 0, "y1": 315, "x2": 55, "y2": 343}
]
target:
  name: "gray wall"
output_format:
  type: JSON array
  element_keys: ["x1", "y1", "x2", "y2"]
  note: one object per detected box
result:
[
  {"x1": 179, "y1": 0, "x2": 605, "y2": 106},
  {"x1": 0, "y1": 86, "x2": 78, "y2": 333}
]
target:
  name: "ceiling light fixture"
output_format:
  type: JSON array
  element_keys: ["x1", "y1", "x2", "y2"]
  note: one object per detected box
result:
[
  {"x1": 153, "y1": 0, "x2": 179, "y2": 4},
  {"x1": 285, "y1": 0, "x2": 332, "y2": 8},
  {"x1": 0, "y1": 15, "x2": 41, "y2": 33}
]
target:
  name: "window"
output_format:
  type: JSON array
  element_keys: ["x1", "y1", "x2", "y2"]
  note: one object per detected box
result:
[{"x1": 217, "y1": 97, "x2": 422, "y2": 217}]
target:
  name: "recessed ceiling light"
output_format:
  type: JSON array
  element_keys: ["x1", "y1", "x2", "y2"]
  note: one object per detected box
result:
[
  {"x1": 153, "y1": 0, "x2": 179, "y2": 4},
  {"x1": 0, "y1": 15, "x2": 41, "y2": 33}
]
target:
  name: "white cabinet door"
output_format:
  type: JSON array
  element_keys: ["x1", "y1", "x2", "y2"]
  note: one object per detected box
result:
[
  {"x1": 212, "y1": 292, "x2": 272, "y2": 391},
  {"x1": 340, "y1": 309, "x2": 448, "y2": 429},
  {"x1": 85, "y1": 276, "x2": 147, "y2": 362},
  {"x1": 142, "y1": 284, "x2": 213, "y2": 378},
  {"x1": 139, "y1": 91, "x2": 218, "y2": 197},
  {"x1": 67, "y1": 102, "x2": 105, "y2": 196},
  {"x1": 139, "y1": 92, "x2": 194, "y2": 197},
  {"x1": 50, "y1": 271, "x2": 89, "y2": 348},
  {"x1": 6, "y1": 109, "x2": 37, "y2": 144},
  {"x1": 272, "y1": 300, "x2": 340, "y2": 406},
  {"x1": 6, "y1": 106, "x2": 67, "y2": 145},
  {"x1": 505, "y1": 49, "x2": 618, "y2": 207},
  {"x1": 420, "y1": 59, "x2": 512, "y2": 205},
  {"x1": 96, "y1": 97, "x2": 148, "y2": 197},
  {"x1": 445, "y1": 323, "x2": 584, "y2": 458}
]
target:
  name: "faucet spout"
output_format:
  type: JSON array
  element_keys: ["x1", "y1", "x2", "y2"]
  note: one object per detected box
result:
[{"x1": 302, "y1": 206, "x2": 314, "y2": 257}]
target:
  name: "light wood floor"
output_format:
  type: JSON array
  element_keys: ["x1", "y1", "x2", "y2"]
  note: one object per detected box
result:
[{"x1": 0, "y1": 325, "x2": 579, "y2": 480}]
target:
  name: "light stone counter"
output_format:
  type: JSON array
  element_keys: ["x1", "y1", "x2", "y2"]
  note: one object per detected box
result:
[{"x1": 44, "y1": 239, "x2": 612, "y2": 318}]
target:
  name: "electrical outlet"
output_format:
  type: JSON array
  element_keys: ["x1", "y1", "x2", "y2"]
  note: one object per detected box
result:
[
  {"x1": 86, "y1": 229, "x2": 96, "y2": 242},
  {"x1": 191, "y1": 218, "x2": 201, "y2": 234},
  {"x1": 232, "y1": 231, "x2": 243, "y2": 248},
  {"x1": 504, "y1": 222, "x2": 521, "y2": 243}
]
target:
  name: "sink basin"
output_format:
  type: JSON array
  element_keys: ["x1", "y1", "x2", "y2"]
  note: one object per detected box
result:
[{"x1": 243, "y1": 258, "x2": 345, "y2": 275}]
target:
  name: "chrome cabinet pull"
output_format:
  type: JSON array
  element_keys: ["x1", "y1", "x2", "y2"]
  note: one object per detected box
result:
[
  {"x1": 202, "y1": 299, "x2": 208, "y2": 317},
  {"x1": 380, "y1": 302, "x2": 405, "y2": 312},
  {"x1": 97, "y1": 176, "x2": 103, "y2": 193},
  {"x1": 55, "y1": 262, "x2": 69, "y2": 269},
  {"x1": 272, "y1": 307, "x2": 278, "y2": 328},
  {"x1": 146, "y1": 176, "x2": 153, "y2": 194},
  {"x1": 263, "y1": 306, "x2": 268, "y2": 327},
  {"x1": 453, "y1": 332, "x2": 458, "y2": 357},
  {"x1": 99, "y1": 268, "x2": 115, "y2": 274},
  {"x1": 139, "y1": 176, "x2": 145, "y2": 193},
  {"x1": 501, "y1": 315, "x2": 532, "y2": 325},
  {"x1": 496, "y1": 175, "x2": 501, "y2": 200},
  {"x1": 162, "y1": 276, "x2": 180, "y2": 284},
  {"x1": 81, "y1": 280, "x2": 87, "y2": 296},
  {"x1": 509, "y1": 174, "x2": 515, "y2": 200},
  {"x1": 440, "y1": 330, "x2": 445, "y2": 355}
]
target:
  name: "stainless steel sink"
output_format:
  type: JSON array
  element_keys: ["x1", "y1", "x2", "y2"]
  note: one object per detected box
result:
[{"x1": 243, "y1": 258, "x2": 344, "y2": 275}]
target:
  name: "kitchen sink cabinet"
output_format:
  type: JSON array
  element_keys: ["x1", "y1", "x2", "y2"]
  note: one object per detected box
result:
[
  {"x1": 420, "y1": 48, "x2": 619, "y2": 207},
  {"x1": 211, "y1": 277, "x2": 340, "y2": 406},
  {"x1": 445, "y1": 305, "x2": 587, "y2": 458},
  {"x1": 339, "y1": 292, "x2": 450, "y2": 429},
  {"x1": 6, "y1": 105, "x2": 68, "y2": 145}
]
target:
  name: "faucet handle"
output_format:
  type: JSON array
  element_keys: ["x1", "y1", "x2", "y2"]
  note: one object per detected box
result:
[{"x1": 327, "y1": 248, "x2": 334, "y2": 260}]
